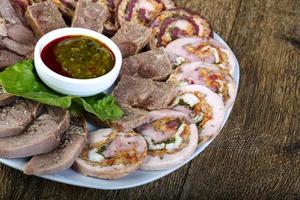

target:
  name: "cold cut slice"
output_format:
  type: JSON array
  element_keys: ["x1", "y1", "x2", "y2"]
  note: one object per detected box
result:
[
  {"x1": 25, "y1": 0, "x2": 67, "y2": 38},
  {"x1": 74, "y1": 129, "x2": 147, "y2": 179},
  {"x1": 0, "y1": 50, "x2": 23, "y2": 69},
  {"x1": 112, "y1": 21, "x2": 152, "y2": 57},
  {"x1": 0, "y1": 38, "x2": 34, "y2": 57},
  {"x1": 171, "y1": 85, "x2": 225, "y2": 144},
  {"x1": 137, "y1": 109, "x2": 198, "y2": 170},
  {"x1": 120, "y1": 48, "x2": 173, "y2": 81},
  {"x1": 0, "y1": 99, "x2": 41, "y2": 138},
  {"x1": 0, "y1": 87, "x2": 17, "y2": 106},
  {"x1": 23, "y1": 117, "x2": 88, "y2": 175},
  {"x1": 112, "y1": 75, "x2": 176, "y2": 110},
  {"x1": 149, "y1": 8, "x2": 213, "y2": 48},
  {"x1": 168, "y1": 62, "x2": 236, "y2": 108},
  {"x1": 0, "y1": 106, "x2": 69, "y2": 158},
  {"x1": 165, "y1": 37, "x2": 236, "y2": 75},
  {"x1": 6, "y1": 23, "x2": 37, "y2": 45},
  {"x1": 72, "y1": 0, "x2": 110, "y2": 33},
  {"x1": 117, "y1": 0, "x2": 175, "y2": 26}
]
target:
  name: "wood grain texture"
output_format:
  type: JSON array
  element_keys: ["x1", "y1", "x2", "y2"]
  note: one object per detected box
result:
[{"x1": 0, "y1": 0, "x2": 299, "y2": 199}]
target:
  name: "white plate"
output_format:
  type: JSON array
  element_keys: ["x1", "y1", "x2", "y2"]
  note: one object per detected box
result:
[{"x1": 0, "y1": 33, "x2": 240, "y2": 190}]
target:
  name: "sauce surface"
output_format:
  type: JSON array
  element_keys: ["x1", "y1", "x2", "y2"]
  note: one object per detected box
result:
[{"x1": 41, "y1": 35, "x2": 115, "y2": 79}]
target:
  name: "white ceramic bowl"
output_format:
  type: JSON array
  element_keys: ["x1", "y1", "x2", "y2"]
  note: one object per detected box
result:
[{"x1": 34, "y1": 28, "x2": 122, "y2": 97}]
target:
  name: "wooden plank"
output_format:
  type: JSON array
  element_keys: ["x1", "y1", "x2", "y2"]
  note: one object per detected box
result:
[{"x1": 179, "y1": 0, "x2": 300, "y2": 199}]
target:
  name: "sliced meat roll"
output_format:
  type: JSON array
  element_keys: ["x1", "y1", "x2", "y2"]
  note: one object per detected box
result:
[
  {"x1": 0, "y1": 87, "x2": 17, "y2": 106},
  {"x1": 23, "y1": 117, "x2": 88, "y2": 175},
  {"x1": 74, "y1": 129, "x2": 147, "y2": 179},
  {"x1": 0, "y1": 99, "x2": 41, "y2": 138},
  {"x1": 0, "y1": 106, "x2": 69, "y2": 158},
  {"x1": 120, "y1": 48, "x2": 173, "y2": 81},
  {"x1": 112, "y1": 21, "x2": 152, "y2": 57},
  {"x1": 168, "y1": 62, "x2": 236, "y2": 108},
  {"x1": 149, "y1": 8, "x2": 213, "y2": 48},
  {"x1": 117, "y1": 0, "x2": 175, "y2": 26},
  {"x1": 112, "y1": 75, "x2": 176, "y2": 110},
  {"x1": 171, "y1": 85, "x2": 225, "y2": 144},
  {"x1": 137, "y1": 109, "x2": 198, "y2": 170},
  {"x1": 165, "y1": 37, "x2": 236, "y2": 74},
  {"x1": 72, "y1": 0, "x2": 110, "y2": 33}
]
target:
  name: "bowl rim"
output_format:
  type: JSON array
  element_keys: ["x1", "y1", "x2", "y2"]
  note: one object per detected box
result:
[{"x1": 34, "y1": 27, "x2": 122, "y2": 85}]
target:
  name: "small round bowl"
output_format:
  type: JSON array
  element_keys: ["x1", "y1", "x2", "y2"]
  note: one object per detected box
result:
[{"x1": 34, "y1": 28, "x2": 122, "y2": 97}]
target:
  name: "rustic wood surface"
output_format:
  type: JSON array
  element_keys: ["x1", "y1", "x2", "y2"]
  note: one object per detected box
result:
[{"x1": 1, "y1": 0, "x2": 300, "y2": 199}]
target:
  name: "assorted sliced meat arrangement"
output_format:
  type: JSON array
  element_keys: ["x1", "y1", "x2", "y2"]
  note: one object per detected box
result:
[{"x1": 0, "y1": 0, "x2": 238, "y2": 180}]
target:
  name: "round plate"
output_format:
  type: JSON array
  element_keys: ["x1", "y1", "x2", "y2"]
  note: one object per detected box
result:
[{"x1": 0, "y1": 33, "x2": 239, "y2": 190}]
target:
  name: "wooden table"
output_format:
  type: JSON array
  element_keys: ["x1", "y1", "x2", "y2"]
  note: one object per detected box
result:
[{"x1": 1, "y1": 0, "x2": 299, "y2": 199}]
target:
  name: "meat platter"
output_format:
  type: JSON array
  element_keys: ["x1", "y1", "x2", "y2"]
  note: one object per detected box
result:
[{"x1": 0, "y1": 0, "x2": 239, "y2": 189}]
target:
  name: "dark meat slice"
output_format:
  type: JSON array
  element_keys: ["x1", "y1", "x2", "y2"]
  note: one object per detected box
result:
[
  {"x1": 0, "y1": 0, "x2": 22, "y2": 24},
  {"x1": 7, "y1": 23, "x2": 37, "y2": 45},
  {"x1": 0, "y1": 87, "x2": 17, "y2": 106},
  {"x1": 121, "y1": 48, "x2": 173, "y2": 81},
  {"x1": 149, "y1": 8, "x2": 213, "y2": 48},
  {"x1": 117, "y1": 0, "x2": 175, "y2": 26},
  {"x1": 0, "y1": 38, "x2": 34, "y2": 57},
  {"x1": 0, "y1": 18, "x2": 8, "y2": 37},
  {"x1": 0, "y1": 99, "x2": 41, "y2": 138},
  {"x1": 112, "y1": 75, "x2": 176, "y2": 110},
  {"x1": 72, "y1": 0, "x2": 109, "y2": 33},
  {"x1": 107, "y1": 105, "x2": 149, "y2": 132},
  {"x1": 0, "y1": 50, "x2": 23, "y2": 69},
  {"x1": 0, "y1": 106, "x2": 70, "y2": 158},
  {"x1": 25, "y1": 0, "x2": 67, "y2": 38},
  {"x1": 23, "y1": 117, "x2": 87, "y2": 175},
  {"x1": 112, "y1": 21, "x2": 152, "y2": 57}
]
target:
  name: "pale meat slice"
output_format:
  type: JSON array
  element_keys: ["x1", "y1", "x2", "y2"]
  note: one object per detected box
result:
[
  {"x1": 0, "y1": 99, "x2": 41, "y2": 138},
  {"x1": 23, "y1": 117, "x2": 88, "y2": 175},
  {"x1": 165, "y1": 37, "x2": 236, "y2": 75},
  {"x1": 0, "y1": 50, "x2": 23, "y2": 69},
  {"x1": 168, "y1": 62, "x2": 236, "y2": 108},
  {"x1": 120, "y1": 48, "x2": 173, "y2": 81},
  {"x1": 112, "y1": 21, "x2": 152, "y2": 57},
  {"x1": 72, "y1": 0, "x2": 110, "y2": 33},
  {"x1": 0, "y1": 106, "x2": 69, "y2": 158},
  {"x1": 137, "y1": 109, "x2": 198, "y2": 170},
  {"x1": 6, "y1": 23, "x2": 37, "y2": 45},
  {"x1": 107, "y1": 105, "x2": 150, "y2": 132},
  {"x1": 0, "y1": 0, "x2": 22, "y2": 24},
  {"x1": 172, "y1": 85, "x2": 225, "y2": 144},
  {"x1": 74, "y1": 129, "x2": 147, "y2": 179},
  {"x1": 112, "y1": 75, "x2": 176, "y2": 110},
  {"x1": 0, "y1": 87, "x2": 17, "y2": 106},
  {"x1": 0, "y1": 37, "x2": 34, "y2": 57},
  {"x1": 25, "y1": 0, "x2": 67, "y2": 38}
]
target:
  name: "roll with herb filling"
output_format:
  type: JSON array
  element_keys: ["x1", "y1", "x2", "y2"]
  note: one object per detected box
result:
[
  {"x1": 168, "y1": 62, "x2": 236, "y2": 108},
  {"x1": 137, "y1": 109, "x2": 198, "y2": 170},
  {"x1": 149, "y1": 8, "x2": 213, "y2": 48},
  {"x1": 171, "y1": 85, "x2": 225, "y2": 144},
  {"x1": 74, "y1": 129, "x2": 147, "y2": 179},
  {"x1": 165, "y1": 37, "x2": 236, "y2": 74},
  {"x1": 117, "y1": 0, "x2": 176, "y2": 26}
]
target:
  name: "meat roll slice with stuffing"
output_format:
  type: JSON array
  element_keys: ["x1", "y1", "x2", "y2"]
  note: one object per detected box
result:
[
  {"x1": 24, "y1": 117, "x2": 88, "y2": 175},
  {"x1": 112, "y1": 75, "x2": 176, "y2": 110},
  {"x1": 112, "y1": 21, "x2": 152, "y2": 57},
  {"x1": 120, "y1": 48, "x2": 173, "y2": 81},
  {"x1": 72, "y1": 0, "x2": 110, "y2": 33},
  {"x1": 168, "y1": 62, "x2": 236, "y2": 108},
  {"x1": 165, "y1": 37, "x2": 235, "y2": 74},
  {"x1": 137, "y1": 109, "x2": 198, "y2": 170},
  {"x1": 171, "y1": 85, "x2": 225, "y2": 144},
  {"x1": 117, "y1": 0, "x2": 175, "y2": 26},
  {"x1": 0, "y1": 99, "x2": 41, "y2": 138},
  {"x1": 0, "y1": 106, "x2": 69, "y2": 158},
  {"x1": 149, "y1": 8, "x2": 213, "y2": 48},
  {"x1": 74, "y1": 128, "x2": 147, "y2": 179}
]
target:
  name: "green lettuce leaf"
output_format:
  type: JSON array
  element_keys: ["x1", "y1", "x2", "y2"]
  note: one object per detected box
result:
[{"x1": 0, "y1": 60, "x2": 123, "y2": 121}]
